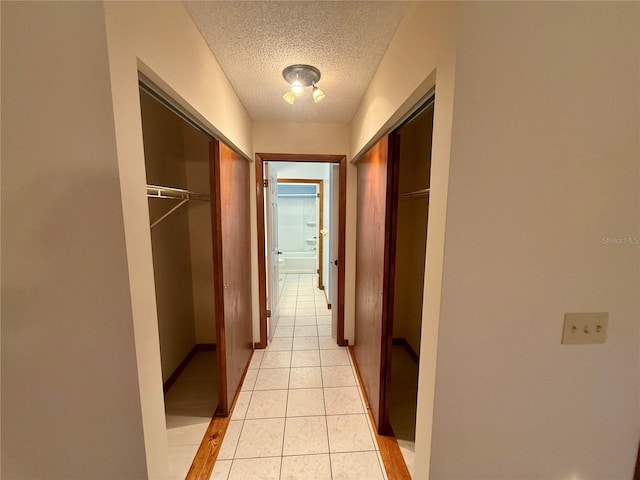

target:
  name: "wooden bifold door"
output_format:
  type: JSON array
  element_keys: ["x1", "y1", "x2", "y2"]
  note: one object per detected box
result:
[
  {"x1": 354, "y1": 133, "x2": 398, "y2": 433},
  {"x1": 210, "y1": 141, "x2": 254, "y2": 415},
  {"x1": 354, "y1": 100, "x2": 434, "y2": 435}
]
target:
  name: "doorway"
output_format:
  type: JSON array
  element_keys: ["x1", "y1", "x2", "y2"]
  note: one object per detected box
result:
[
  {"x1": 277, "y1": 179, "x2": 324, "y2": 289},
  {"x1": 255, "y1": 154, "x2": 347, "y2": 349}
]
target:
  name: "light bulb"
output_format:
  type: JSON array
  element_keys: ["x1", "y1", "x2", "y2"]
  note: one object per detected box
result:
[
  {"x1": 312, "y1": 86, "x2": 326, "y2": 103},
  {"x1": 291, "y1": 80, "x2": 304, "y2": 96},
  {"x1": 282, "y1": 91, "x2": 295, "y2": 105}
]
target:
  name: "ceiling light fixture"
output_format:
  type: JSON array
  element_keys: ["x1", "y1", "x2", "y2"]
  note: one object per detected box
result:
[
  {"x1": 282, "y1": 64, "x2": 325, "y2": 105},
  {"x1": 312, "y1": 85, "x2": 326, "y2": 104}
]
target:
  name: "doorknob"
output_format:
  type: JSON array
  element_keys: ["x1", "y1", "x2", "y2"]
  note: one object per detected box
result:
[
  {"x1": 334, "y1": 260, "x2": 338, "y2": 266},
  {"x1": 277, "y1": 251, "x2": 283, "y2": 255}
]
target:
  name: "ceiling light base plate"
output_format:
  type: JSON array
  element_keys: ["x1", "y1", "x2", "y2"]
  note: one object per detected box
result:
[{"x1": 282, "y1": 64, "x2": 321, "y2": 87}]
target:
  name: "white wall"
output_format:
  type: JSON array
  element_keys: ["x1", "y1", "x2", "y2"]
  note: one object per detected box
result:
[
  {"x1": 431, "y1": 3, "x2": 639, "y2": 478},
  {"x1": 352, "y1": 2, "x2": 639, "y2": 478},
  {"x1": 252, "y1": 122, "x2": 357, "y2": 342},
  {"x1": 1, "y1": 2, "x2": 147, "y2": 477}
]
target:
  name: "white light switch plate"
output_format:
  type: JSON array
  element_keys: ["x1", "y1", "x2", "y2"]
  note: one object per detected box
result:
[{"x1": 561, "y1": 312, "x2": 608, "y2": 345}]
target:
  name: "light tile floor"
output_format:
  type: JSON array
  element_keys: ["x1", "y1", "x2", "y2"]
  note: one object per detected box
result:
[
  {"x1": 165, "y1": 351, "x2": 219, "y2": 479},
  {"x1": 389, "y1": 345, "x2": 418, "y2": 478},
  {"x1": 212, "y1": 273, "x2": 388, "y2": 480}
]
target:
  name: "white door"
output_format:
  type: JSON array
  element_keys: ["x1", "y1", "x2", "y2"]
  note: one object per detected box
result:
[
  {"x1": 330, "y1": 165, "x2": 340, "y2": 338},
  {"x1": 265, "y1": 162, "x2": 280, "y2": 341}
]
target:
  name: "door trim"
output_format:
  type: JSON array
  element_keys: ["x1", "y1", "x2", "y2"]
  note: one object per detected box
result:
[
  {"x1": 255, "y1": 153, "x2": 347, "y2": 349},
  {"x1": 380, "y1": 132, "x2": 401, "y2": 434},
  {"x1": 209, "y1": 140, "x2": 228, "y2": 414}
]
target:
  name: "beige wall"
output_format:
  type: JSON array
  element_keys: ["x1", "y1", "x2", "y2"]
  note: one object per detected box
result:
[
  {"x1": 252, "y1": 122, "x2": 357, "y2": 342},
  {"x1": 1, "y1": 2, "x2": 148, "y2": 477},
  {"x1": 184, "y1": 125, "x2": 217, "y2": 345},
  {"x1": 431, "y1": 3, "x2": 639, "y2": 478},
  {"x1": 352, "y1": 2, "x2": 639, "y2": 478},
  {"x1": 103, "y1": 2, "x2": 252, "y2": 477},
  {"x1": 150, "y1": 200, "x2": 196, "y2": 383},
  {"x1": 392, "y1": 106, "x2": 433, "y2": 355},
  {"x1": 392, "y1": 196, "x2": 428, "y2": 355}
]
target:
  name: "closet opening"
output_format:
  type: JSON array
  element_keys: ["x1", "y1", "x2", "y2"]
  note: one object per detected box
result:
[
  {"x1": 139, "y1": 86, "x2": 221, "y2": 479},
  {"x1": 383, "y1": 99, "x2": 435, "y2": 474}
]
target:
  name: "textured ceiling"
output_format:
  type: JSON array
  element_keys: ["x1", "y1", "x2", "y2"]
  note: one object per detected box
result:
[{"x1": 184, "y1": 1, "x2": 408, "y2": 123}]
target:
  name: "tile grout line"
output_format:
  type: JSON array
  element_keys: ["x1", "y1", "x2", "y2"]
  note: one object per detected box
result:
[
  {"x1": 227, "y1": 384, "x2": 253, "y2": 478},
  {"x1": 224, "y1": 448, "x2": 381, "y2": 462},
  {"x1": 281, "y1": 275, "x2": 299, "y2": 473},
  {"x1": 347, "y1": 348, "x2": 388, "y2": 480},
  {"x1": 318, "y1": 324, "x2": 335, "y2": 480},
  {"x1": 228, "y1": 275, "x2": 369, "y2": 479}
]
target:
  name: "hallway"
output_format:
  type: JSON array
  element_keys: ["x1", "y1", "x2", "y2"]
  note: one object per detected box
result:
[{"x1": 210, "y1": 274, "x2": 387, "y2": 480}]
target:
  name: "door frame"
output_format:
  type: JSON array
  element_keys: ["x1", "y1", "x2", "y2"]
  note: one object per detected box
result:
[
  {"x1": 209, "y1": 140, "x2": 228, "y2": 414},
  {"x1": 381, "y1": 132, "x2": 401, "y2": 434},
  {"x1": 277, "y1": 178, "x2": 325, "y2": 291},
  {"x1": 255, "y1": 153, "x2": 347, "y2": 348}
]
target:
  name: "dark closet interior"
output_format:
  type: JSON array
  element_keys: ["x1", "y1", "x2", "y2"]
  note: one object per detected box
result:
[
  {"x1": 386, "y1": 101, "x2": 434, "y2": 460},
  {"x1": 140, "y1": 89, "x2": 220, "y2": 418}
]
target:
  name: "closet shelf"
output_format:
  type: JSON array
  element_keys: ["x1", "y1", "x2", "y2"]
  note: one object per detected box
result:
[
  {"x1": 147, "y1": 184, "x2": 210, "y2": 229},
  {"x1": 398, "y1": 188, "x2": 430, "y2": 199},
  {"x1": 147, "y1": 184, "x2": 210, "y2": 201}
]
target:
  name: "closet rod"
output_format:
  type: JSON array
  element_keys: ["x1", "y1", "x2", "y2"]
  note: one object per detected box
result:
[
  {"x1": 147, "y1": 184, "x2": 210, "y2": 229},
  {"x1": 398, "y1": 188, "x2": 430, "y2": 199},
  {"x1": 147, "y1": 184, "x2": 210, "y2": 201}
]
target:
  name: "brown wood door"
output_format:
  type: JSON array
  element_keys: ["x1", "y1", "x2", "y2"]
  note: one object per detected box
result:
[
  {"x1": 354, "y1": 134, "x2": 397, "y2": 433},
  {"x1": 211, "y1": 141, "x2": 254, "y2": 415}
]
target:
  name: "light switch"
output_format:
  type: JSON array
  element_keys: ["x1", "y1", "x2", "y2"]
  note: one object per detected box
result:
[{"x1": 561, "y1": 312, "x2": 608, "y2": 345}]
